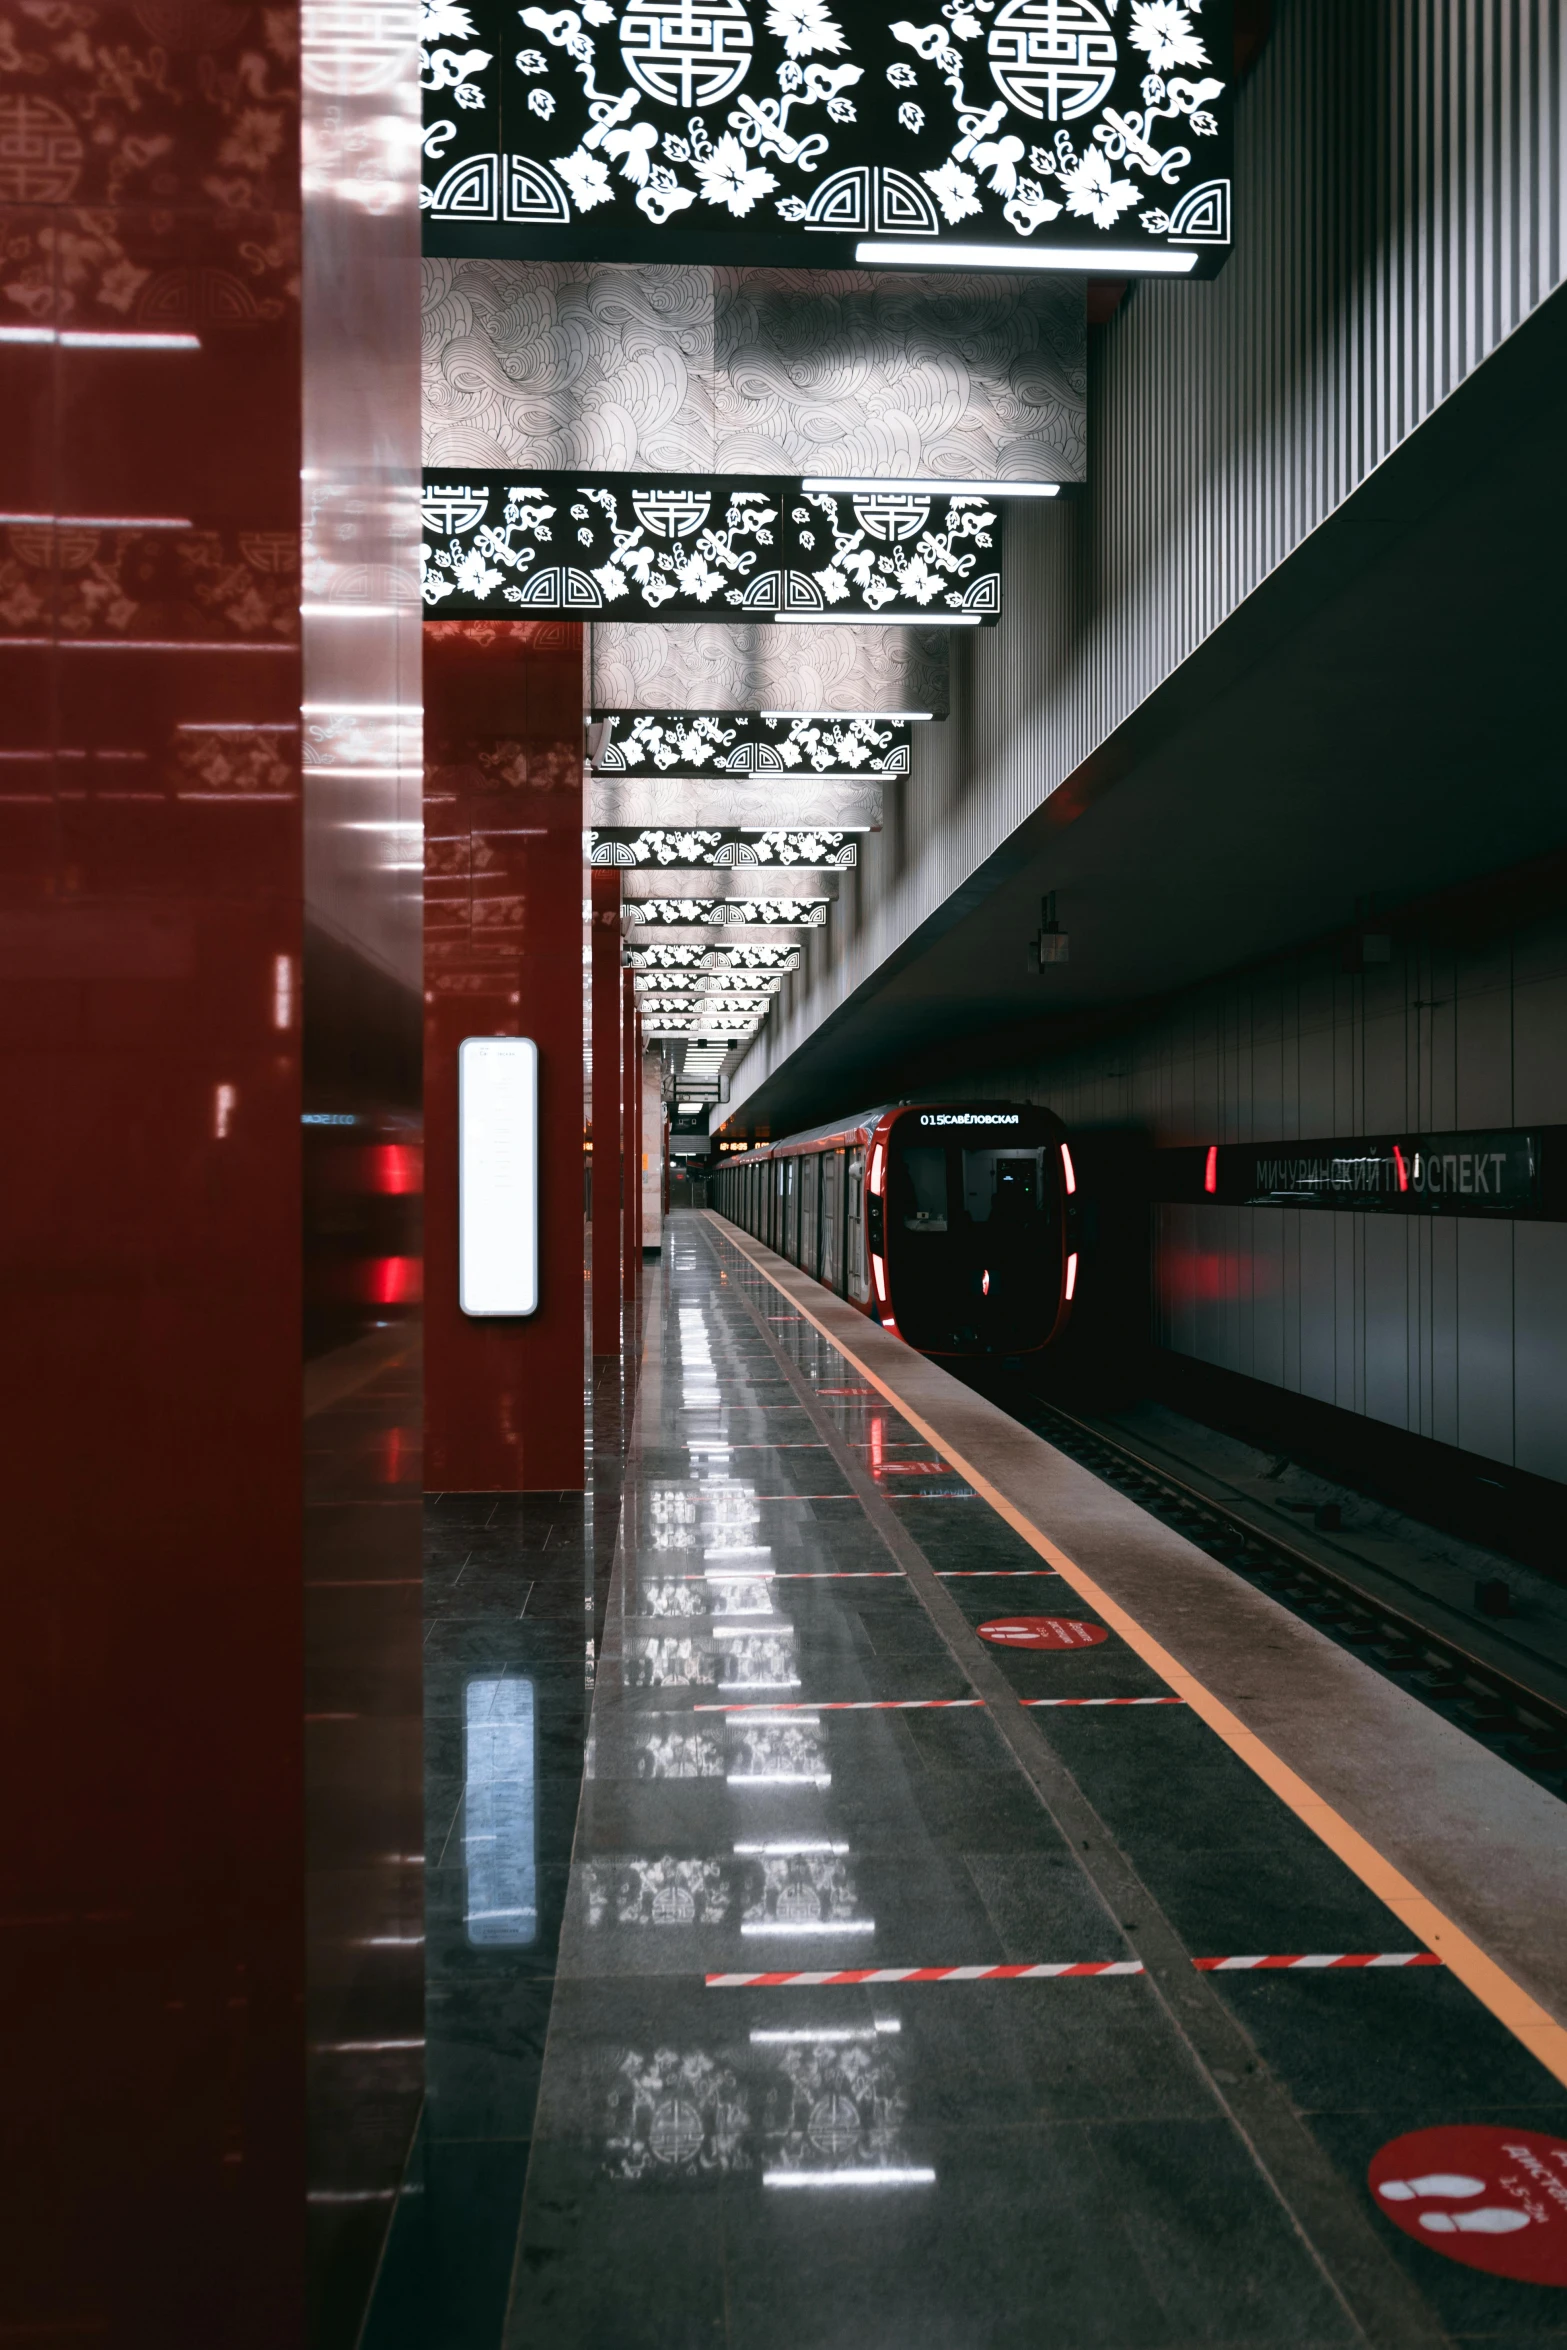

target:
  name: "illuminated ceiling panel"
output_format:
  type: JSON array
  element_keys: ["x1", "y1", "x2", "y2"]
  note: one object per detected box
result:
[
  {"x1": 421, "y1": 2, "x2": 1233, "y2": 275},
  {"x1": 592, "y1": 778, "x2": 882, "y2": 832},
  {"x1": 589, "y1": 619, "x2": 949, "y2": 715},
  {"x1": 422, "y1": 475, "x2": 1000, "y2": 623},
  {"x1": 423, "y1": 263, "x2": 1085, "y2": 486}
]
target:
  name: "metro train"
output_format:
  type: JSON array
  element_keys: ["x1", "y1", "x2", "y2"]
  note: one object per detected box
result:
[{"x1": 711, "y1": 1102, "x2": 1079, "y2": 1356}]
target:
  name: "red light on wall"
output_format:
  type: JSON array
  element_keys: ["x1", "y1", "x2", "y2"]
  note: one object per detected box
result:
[
  {"x1": 1060, "y1": 1143, "x2": 1076, "y2": 1196},
  {"x1": 366, "y1": 1255, "x2": 422, "y2": 1305},
  {"x1": 368, "y1": 1143, "x2": 423, "y2": 1196},
  {"x1": 1203, "y1": 1145, "x2": 1218, "y2": 1194},
  {"x1": 1392, "y1": 1143, "x2": 1409, "y2": 1193},
  {"x1": 1064, "y1": 1252, "x2": 1078, "y2": 1300}
]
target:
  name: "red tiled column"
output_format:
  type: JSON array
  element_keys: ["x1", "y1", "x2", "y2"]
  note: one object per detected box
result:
[
  {"x1": 423, "y1": 621, "x2": 586, "y2": 1490},
  {"x1": 623, "y1": 969, "x2": 641, "y2": 1297},
  {"x1": 0, "y1": 12, "x2": 309, "y2": 2341},
  {"x1": 590, "y1": 868, "x2": 623, "y2": 1354}
]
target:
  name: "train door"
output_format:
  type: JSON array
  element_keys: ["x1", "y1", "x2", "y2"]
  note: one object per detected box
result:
[
  {"x1": 846, "y1": 1147, "x2": 870, "y2": 1303},
  {"x1": 800, "y1": 1156, "x2": 820, "y2": 1278},
  {"x1": 782, "y1": 1158, "x2": 798, "y2": 1262},
  {"x1": 820, "y1": 1151, "x2": 842, "y2": 1293}
]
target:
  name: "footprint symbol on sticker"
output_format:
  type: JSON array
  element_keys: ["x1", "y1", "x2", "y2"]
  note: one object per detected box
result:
[{"x1": 1377, "y1": 2175, "x2": 1531, "y2": 2236}]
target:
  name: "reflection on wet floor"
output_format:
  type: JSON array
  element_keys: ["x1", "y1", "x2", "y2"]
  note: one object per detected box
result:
[{"x1": 497, "y1": 1218, "x2": 1567, "y2": 2345}]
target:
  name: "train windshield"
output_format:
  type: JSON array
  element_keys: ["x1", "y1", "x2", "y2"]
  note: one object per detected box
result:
[
  {"x1": 962, "y1": 1149, "x2": 1045, "y2": 1224},
  {"x1": 889, "y1": 1128, "x2": 1059, "y2": 1351}
]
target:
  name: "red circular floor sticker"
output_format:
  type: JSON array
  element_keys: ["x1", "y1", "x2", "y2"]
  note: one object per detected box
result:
[
  {"x1": 1369, "y1": 2126, "x2": 1567, "y2": 2284},
  {"x1": 977, "y1": 1617, "x2": 1107, "y2": 1650}
]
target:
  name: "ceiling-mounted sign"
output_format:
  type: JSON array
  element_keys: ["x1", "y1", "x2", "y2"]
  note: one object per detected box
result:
[
  {"x1": 590, "y1": 827, "x2": 857, "y2": 869},
  {"x1": 591, "y1": 710, "x2": 912, "y2": 777},
  {"x1": 458, "y1": 1036, "x2": 539, "y2": 1315},
  {"x1": 423, "y1": 474, "x2": 1001, "y2": 622},
  {"x1": 422, "y1": 0, "x2": 1234, "y2": 273}
]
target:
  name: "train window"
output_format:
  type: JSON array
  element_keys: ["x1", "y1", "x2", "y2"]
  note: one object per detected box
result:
[
  {"x1": 962, "y1": 1148, "x2": 1046, "y2": 1225},
  {"x1": 900, "y1": 1146, "x2": 949, "y2": 1233}
]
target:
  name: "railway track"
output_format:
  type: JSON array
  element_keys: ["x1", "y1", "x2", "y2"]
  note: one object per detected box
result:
[{"x1": 980, "y1": 1375, "x2": 1567, "y2": 1803}]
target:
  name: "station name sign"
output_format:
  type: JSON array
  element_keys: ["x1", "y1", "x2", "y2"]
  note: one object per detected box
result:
[
  {"x1": 1165, "y1": 1129, "x2": 1558, "y2": 1218},
  {"x1": 423, "y1": 474, "x2": 1001, "y2": 623},
  {"x1": 422, "y1": 0, "x2": 1234, "y2": 271}
]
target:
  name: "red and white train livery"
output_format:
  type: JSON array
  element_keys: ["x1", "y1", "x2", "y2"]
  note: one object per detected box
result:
[{"x1": 712, "y1": 1102, "x2": 1079, "y2": 1357}]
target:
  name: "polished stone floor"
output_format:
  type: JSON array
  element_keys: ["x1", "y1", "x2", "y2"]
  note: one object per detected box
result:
[{"x1": 378, "y1": 1217, "x2": 1567, "y2": 2348}]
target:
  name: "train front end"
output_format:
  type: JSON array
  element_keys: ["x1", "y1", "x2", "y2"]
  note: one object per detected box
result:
[{"x1": 869, "y1": 1104, "x2": 1078, "y2": 1356}]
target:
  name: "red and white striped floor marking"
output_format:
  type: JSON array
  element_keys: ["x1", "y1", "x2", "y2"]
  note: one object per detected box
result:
[
  {"x1": 1194, "y1": 1952, "x2": 1444, "y2": 1971},
  {"x1": 706, "y1": 1953, "x2": 1444, "y2": 1988},
  {"x1": 707, "y1": 1962, "x2": 1145, "y2": 1987},
  {"x1": 694, "y1": 1698, "x2": 982, "y2": 1713}
]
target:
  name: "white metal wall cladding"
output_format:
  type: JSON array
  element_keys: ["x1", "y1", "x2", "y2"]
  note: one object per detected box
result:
[
  {"x1": 730, "y1": 0, "x2": 1567, "y2": 1107},
  {"x1": 974, "y1": 907, "x2": 1567, "y2": 1483}
]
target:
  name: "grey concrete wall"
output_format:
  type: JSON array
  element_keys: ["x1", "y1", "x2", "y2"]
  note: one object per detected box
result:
[
  {"x1": 973, "y1": 903, "x2": 1567, "y2": 1483},
  {"x1": 727, "y1": 0, "x2": 1567, "y2": 1123}
]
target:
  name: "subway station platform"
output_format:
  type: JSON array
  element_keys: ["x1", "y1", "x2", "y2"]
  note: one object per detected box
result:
[{"x1": 429, "y1": 1210, "x2": 1567, "y2": 2350}]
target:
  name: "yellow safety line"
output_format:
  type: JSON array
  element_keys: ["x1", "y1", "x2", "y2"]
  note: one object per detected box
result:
[{"x1": 707, "y1": 1214, "x2": 1567, "y2": 2090}]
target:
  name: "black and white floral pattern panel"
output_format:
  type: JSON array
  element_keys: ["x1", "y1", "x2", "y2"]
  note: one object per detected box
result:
[
  {"x1": 592, "y1": 709, "x2": 910, "y2": 774},
  {"x1": 423, "y1": 261, "x2": 1084, "y2": 482},
  {"x1": 591, "y1": 827, "x2": 857, "y2": 867},
  {"x1": 625, "y1": 896, "x2": 827, "y2": 924},
  {"x1": 623, "y1": 941, "x2": 801, "y2": 969},
  {"x1": 421, "y1": 0, "x2": 1233, "y2": 268},
  {"x1": 633, "y1": 970, "x2": 782, "y2": 990},
  {"x1": 422, "y1": 473, "x2": 1001, "y2": 620},
  {"x1": 590, "y1": 617, "x2": 949, "y2": 713}
]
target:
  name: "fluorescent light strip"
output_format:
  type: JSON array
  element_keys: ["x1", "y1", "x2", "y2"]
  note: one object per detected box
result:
[
  {"x1": 763, "y1": 2168, "x2": 936, "y2": 2189},
  {"x1": 740, "y1": 1920, "x2": 875, "y2": 1937},
  {"x1": 0, "y1": 512, "x2": 192, "y2": 530},
  {"x1": 760, "y1": 710, "x2": 931, "y2": 721},
  {"x1": 300, "y1": 602, "x2": 413, "y2": 619},
  {"x1": 750, "y1": 2024, "x2": 899, "y2": 2044},
  {"x1": 727, "y1": 1773, "x2": 832, "y2": 1787},
  {"x1": 800, "y1": 477, "x2": 1059, "y2": 499},
  {"x1": 0, "y1": 327, "x2": 203, "y2": 348},
  {"x1": 773, "y1": 612, "x2": 982, "y2": 627},
  {"x1": 856, "y1": 240, "x2": 1200, "y2": 275},
  {"x1": 734, "y1": 1840, "x2": 848, "y2": 1856}
]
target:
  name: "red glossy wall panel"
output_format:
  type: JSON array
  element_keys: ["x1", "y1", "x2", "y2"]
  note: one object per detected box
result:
[
  {"x1": 590, "y1": 869, "x2": 622, "y2": 1354},
  {"x1": 423, "y1": 621, "x2": 585, "y2": 1491},
  {"x1": 0, "y1": 7, "x2": 306, "y2": 2342}
]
